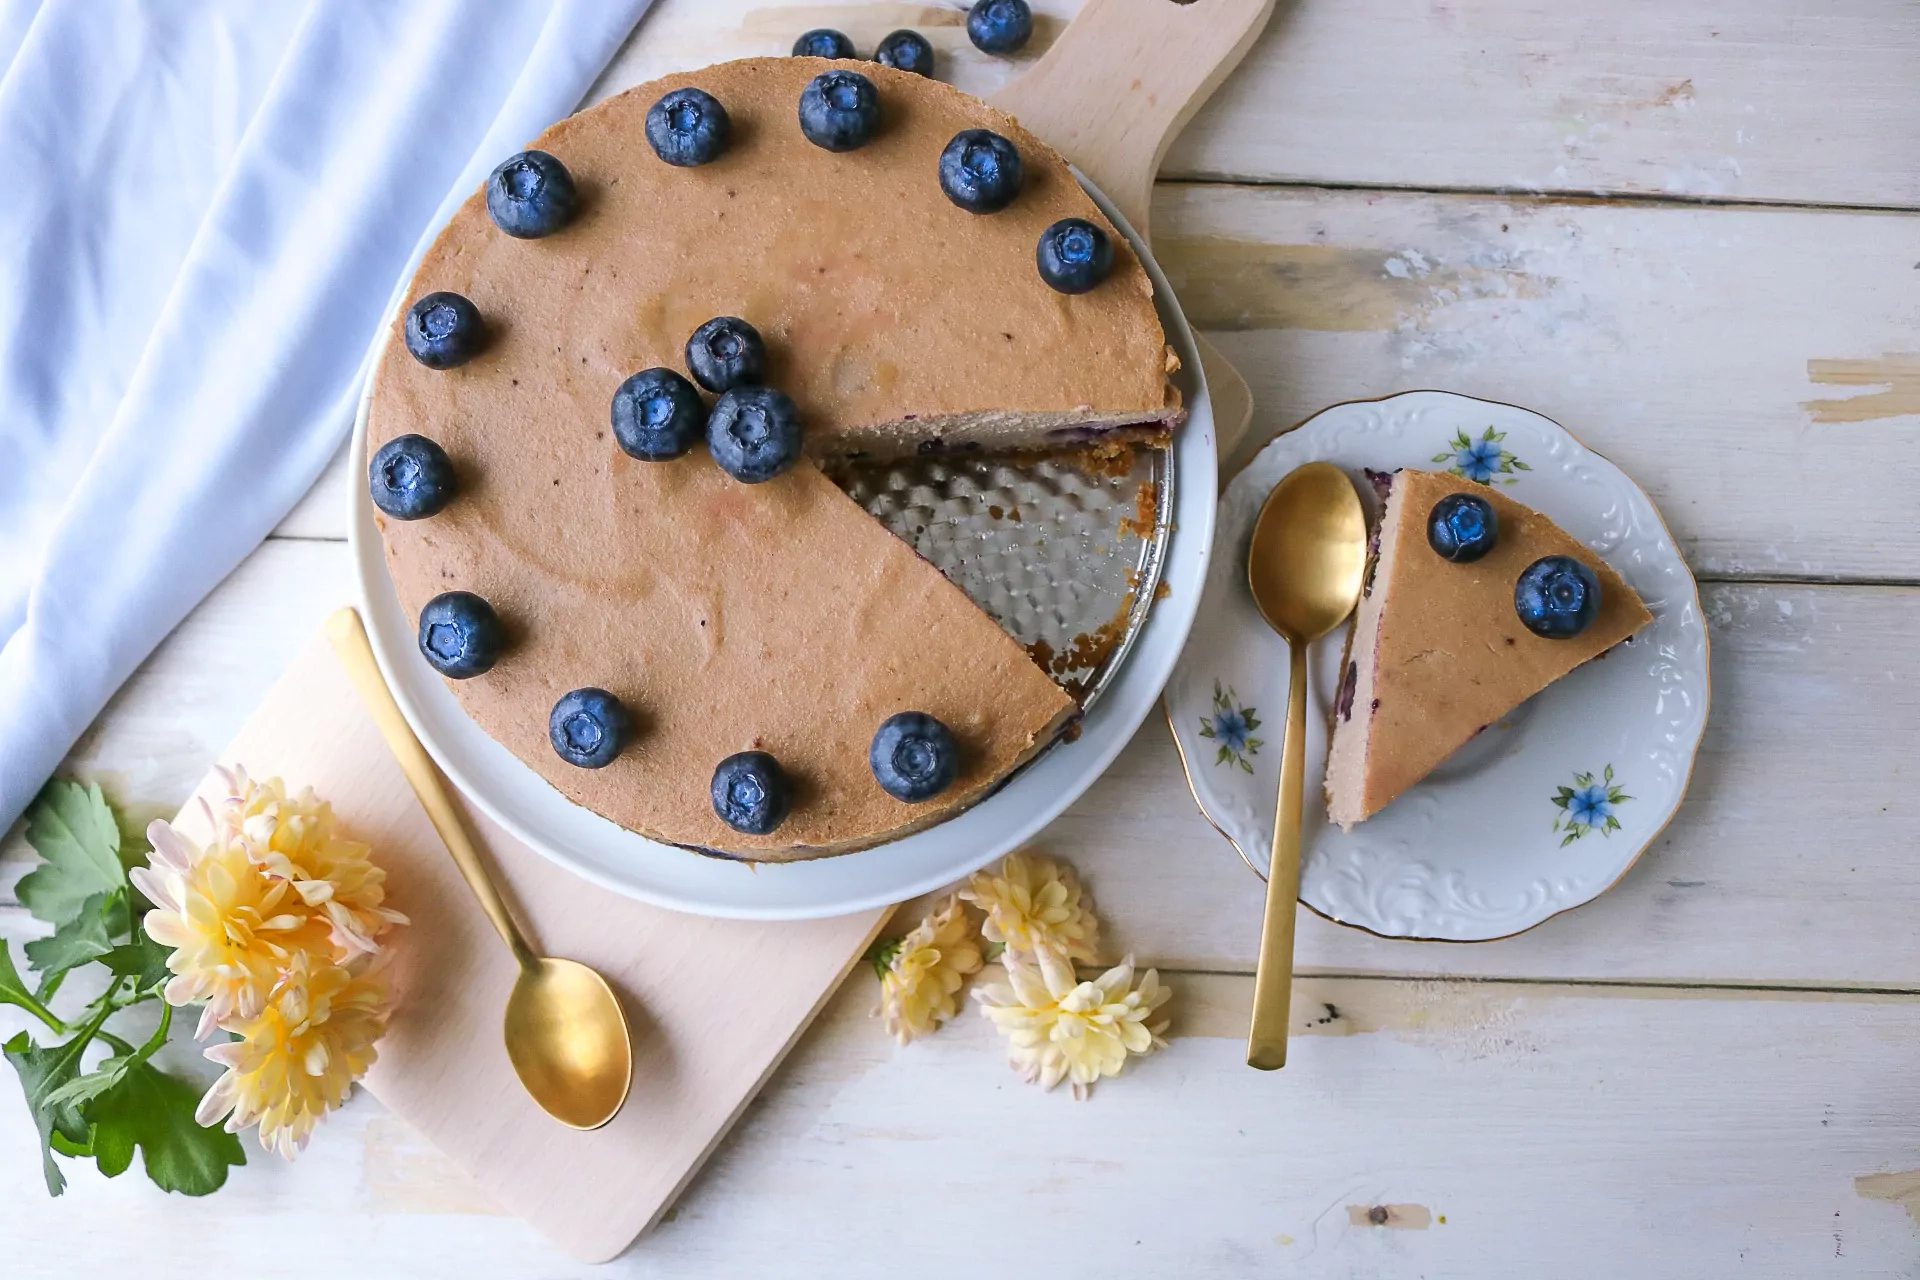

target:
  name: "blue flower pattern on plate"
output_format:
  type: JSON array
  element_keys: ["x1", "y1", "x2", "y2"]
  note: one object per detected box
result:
[
  {"x1": 1436, "y1": 426, "x2": 1532, "y2": 486},
  {"x1": 1552, "y1": 764, "x2": 1631, "y2": 847},
  {"x1": 1198, "y1": 680, "x2": 1263, "y2": 773}
]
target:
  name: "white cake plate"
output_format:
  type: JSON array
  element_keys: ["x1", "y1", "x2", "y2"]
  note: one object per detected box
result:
[
  {"x1": 349, "y1": 178, "x2": 1216, "y2": 920},
  {"x1": 1165, "y1": 392, "x2": 1709, "y2": 941}
]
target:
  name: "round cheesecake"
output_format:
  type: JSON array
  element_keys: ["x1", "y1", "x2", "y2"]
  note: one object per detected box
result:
[{"x1": 366, "y1": 57, "x2": 1182, "y2": 860}]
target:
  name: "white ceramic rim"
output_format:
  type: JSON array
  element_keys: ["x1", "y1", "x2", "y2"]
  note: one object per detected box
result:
[{"x1": 347, "y1": 174, "x2": 1216, "y2": 920}]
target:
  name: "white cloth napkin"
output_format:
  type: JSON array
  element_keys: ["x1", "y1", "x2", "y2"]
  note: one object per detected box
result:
[{"x1": 0, "y1": 0, "x2": 654, "y2": 831}]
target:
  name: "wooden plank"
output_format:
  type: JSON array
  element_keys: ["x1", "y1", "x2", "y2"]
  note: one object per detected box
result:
[
  {"x1": 5, "y1": 971, "x2": 1918, "y2": 1275},
  {"x1": 1169, "y1": 0, "x2": 1920, "y2": 207},
  {"x1": 1154, "y1": 184, "x2": 1920, "y2": 579},
  {"x1": 8, "y1": 541, "x2": 1918, "y2": 989},
  {"x1": 282, "y1": 184, "x2": 1920, "y2": 578},
  {"x1": 596, "y1": 0, "x2": 1920, "y2": 209}
]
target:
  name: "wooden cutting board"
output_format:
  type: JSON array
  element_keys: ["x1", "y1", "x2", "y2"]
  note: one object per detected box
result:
[
  {"x1": 170, "y1": 631, "x2": 890, "y2": 1263},
  {"x1": 991, "y1": 0, "x2": 1277, "y2": 467},
  {"x1": 159, "y1": 2, "x2": 1282, "y2": 1262}
]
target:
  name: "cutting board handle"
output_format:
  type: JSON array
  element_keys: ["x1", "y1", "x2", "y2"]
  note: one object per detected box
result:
[{"x1": 989, "y1": 0, "x2": 1278, "y2": 239}]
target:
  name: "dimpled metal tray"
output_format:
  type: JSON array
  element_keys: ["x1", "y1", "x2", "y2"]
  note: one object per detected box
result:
[{"x1": 831, "y1": 442, "x2": 1175, "y2": 711}]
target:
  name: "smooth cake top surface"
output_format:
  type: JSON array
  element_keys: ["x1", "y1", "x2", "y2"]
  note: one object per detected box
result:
[
  {"x1": 1334, "y1": 469, "x2": 1653, "y2": 823},
  {"x1": 366, "y1": 57, "x2": 1200, "y2": 856}
]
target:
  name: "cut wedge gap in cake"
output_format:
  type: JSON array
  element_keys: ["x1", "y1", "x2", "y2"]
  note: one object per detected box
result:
[{"x1": 1325, "y1": 469, "x2": 1654, "y2": 830}]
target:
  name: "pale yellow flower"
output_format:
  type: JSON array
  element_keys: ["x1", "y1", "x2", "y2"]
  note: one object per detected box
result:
[
  {"x1": 959, "y1": 850, "x2": 1098, "y2": 965},
  {"x1": 134, "y1": 817, "x2": 331, "y2": 1039},
  {"x1": 214, "y1": 768, "x2": 407, "y2": 960},
  {"x1": 196, "y1": 950, "x2": 391, "y2": 1160},
  {"x1": 875, "y1": 895, "x2": 984, "y2": 1044},
  {"x1": 972, "y1": 951, "x2": 1171, "y2": 1098}
]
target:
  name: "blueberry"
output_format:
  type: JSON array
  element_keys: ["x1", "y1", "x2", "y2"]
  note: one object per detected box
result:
[
  {"x1": 611, "y1": 368, "x2": 705, "y2": 460},
  {"x1": 1427, "y1": 493, "x2": 1500, "y2": 563},
  {"x1": 938, "y1": 129, "x2": 1024, "y2": 214},
  {"x1": 685, "y1": 316, "x2": 767, "y2": 393},
  {"x1": 792, "y1": 28, "x2": 856, "y2": 59},
  {"x1": 869, "y1": 712, "x2": 960, "y2": 803},
  {"x1": 404, "y1": 291, "x2": 486, "y2": 369},
  {"x1": 485, "y1": 150, "x2": 578, "y2": 239},
  {"x1": 1036, "y1": 217, "x2": 1114, "y2": 294},
  {"x1": 417, "y1": 591, "x2": 504, "y2": 679},
  {"x1": 798, "y1": 70, "x2": 881, "y2": 152},
  {"x1": 874, "y1": 29, "x2": 935, "y2": 77},
  {"x1": 967, "y1": 0, "x2": 1033, "y2": 53},
  {"x1": 1515, "y1": 555, "x2": 1603, "y2": 639},
  {"x1": 369, "y1": 434, "x2": 456, "y2": 520},
  {"x1": 707, "y1": 387, "x2": 804, "y2": 483},
  {"x1": 548, "y1": 688, "x2": 629, "y2": 769},
  {"x1": 645, "y1": 88, "x2": 730, "y2": 167},
  {"x1": 711, "y1": 751, "x2": 791, "y2": 835}
]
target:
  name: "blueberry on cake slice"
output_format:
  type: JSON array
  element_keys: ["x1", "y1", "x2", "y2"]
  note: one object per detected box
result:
[{"x1": 1324, "y1": 469, "x2": 1653, "y2": 829}]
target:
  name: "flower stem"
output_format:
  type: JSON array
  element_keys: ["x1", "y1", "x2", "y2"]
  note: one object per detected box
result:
[
  {"x1": 95, "y1": 1030, "x2": 137, "y2": 1056},
  {"x1": 12, "y1": 988, "x2": 69, "y2": 1037},
  {"x1": 134, "y1": 1004, "x2": 172, "y2": 1060}
]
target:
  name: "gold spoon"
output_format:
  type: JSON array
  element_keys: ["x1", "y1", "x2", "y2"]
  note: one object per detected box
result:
[
  {"x1": 324, "y1": 607, "x2": 633, "y2": 1129},
  {"x1": 1243, "y1": 463, "x2": 1367, "y2": 1070}
]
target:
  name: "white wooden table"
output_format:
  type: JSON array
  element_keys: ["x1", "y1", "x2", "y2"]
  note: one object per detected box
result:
[{"x1": 6, "y1": 3, "x2": 1919, "y2": 1275}]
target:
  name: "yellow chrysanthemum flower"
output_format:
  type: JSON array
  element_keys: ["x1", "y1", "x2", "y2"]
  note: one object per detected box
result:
[
  {"x1": 972, "y1": 951, "x2": 1171, "y2": 1098},
  {"x1": 959, "y1": 850, "x2": 1099, "y2": 965},
  {"x1": 874, "y1": 895, "x2": 984, "y2": 1044},
  {"x1": 196, "y1": 951, "x2": 391, "y2": 1160},
  {"x1": 134, "y1": 817, "x2": 330, "y2": 1039},
  {"x1": 215, "y1": 767, "x2": 407, "y2": 960}
]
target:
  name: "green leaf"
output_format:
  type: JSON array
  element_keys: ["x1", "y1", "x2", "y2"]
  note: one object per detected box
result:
[
  {"x1": 41, "y1": 1054, "x2": 138, "y2": 1113},
  {"x1": 4, "y1": 1029, "x2": 96, "y2": 1195},
  {"x1": 47, "y1": 1129, "x2": 92, "y2": 1158},
  {"x1": 45, "y1": 1002, "x2": 175, "y2": 1114},
  {"x1": 0, "y1": 941, "x2": 38, "y2": 1018},
  {"x1": 16, "y1": 780, "x2": 127, "y2": 929},
  {"x1": 100, "y1": 931, "x2": 174, "y2": 996},
  {"x1": 23, "y1": 892, "x2": 115, "y2": 982},
  {"x1": 85, "y1": 1060, "x2": 244, "y2": 1195}
]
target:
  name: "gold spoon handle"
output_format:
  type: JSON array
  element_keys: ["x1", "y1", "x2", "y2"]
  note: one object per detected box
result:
[
  {"x1": 1248, "y1": 638, "x2": 1308, "y2": 1069},
  {"x1": 324, "y1": 607, "x2": 537, "y2": 971}
]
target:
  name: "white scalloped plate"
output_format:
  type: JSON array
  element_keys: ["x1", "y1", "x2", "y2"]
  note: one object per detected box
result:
[{"x1": 1166, "y1": 391, "x2": 1709, "y2": 941}]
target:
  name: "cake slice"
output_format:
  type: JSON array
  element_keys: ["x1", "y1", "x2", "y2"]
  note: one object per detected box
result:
[{"x1": 1324, "y1": 469, "x2": 1653, "y2": 829}]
